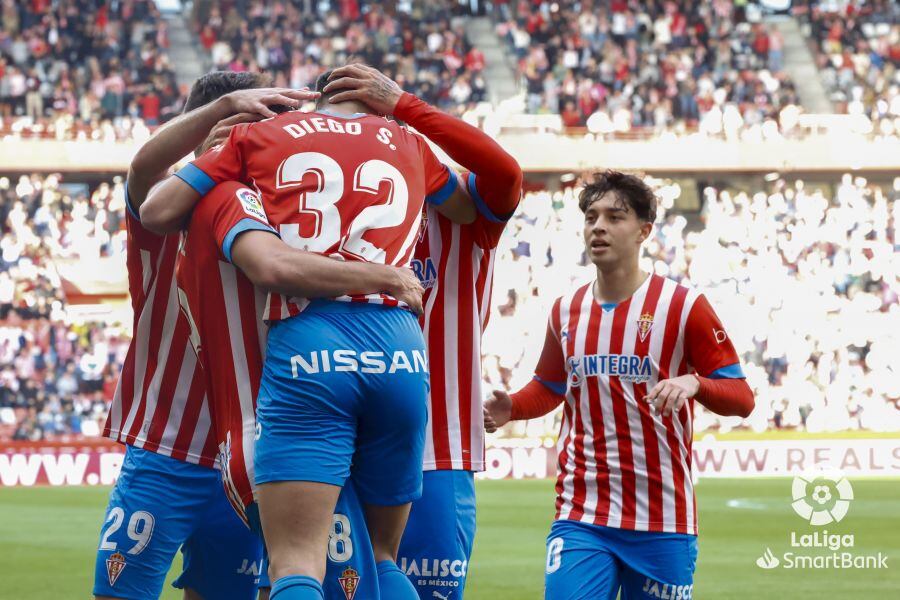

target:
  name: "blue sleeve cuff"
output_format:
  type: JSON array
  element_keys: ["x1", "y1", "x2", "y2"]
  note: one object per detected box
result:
[
  {"x1": 174, "y1": 163, "x2": 217, "y2": 197},
  {"x1": 425, "y1": 165, "x2": 458, "y2": 206},
  {"x1": 707, "y1": 363, "x2": 745, "y2": 379},
  {"x1": 124, "y1": 181, "x2": 140, "y2": 221},
  {"x1": 222, "y1": 218, "x2": 278, "y2": 264},
  {"x1": 467, "y1": 172, "x2": 511, "y2": 224},
  {"x1": 535, "y1": 376, "x2": 566, "y2": 396}
]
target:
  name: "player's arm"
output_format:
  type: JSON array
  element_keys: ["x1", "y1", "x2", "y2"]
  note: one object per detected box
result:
[
  {"x1": 327, "y1": 65, "x2": 521, "y2": 210},
  {"x1": 645, "y1": 294, "x2": 755, "y2": 418},
  {"x1": 484, "y1": 303, "x2": 567, "y2": 432},
  {"x1": 230, "y1": 232, "x2": 424, "y2": 313},
  {"x1": 326, "y1": 64, "x2": 523, "y2": 224},
  {"x1": 140, "y1": 117, "x2": 254, "y2": 234},
  {"x1": 389, "y1": 92, "x2": 522, "y2": 223},
  {"x1": 126, "y1": 87, "x2": 317, "y2": 213}
]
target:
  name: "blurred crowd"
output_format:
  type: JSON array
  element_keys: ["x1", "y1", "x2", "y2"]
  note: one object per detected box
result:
[
  {"x1": 494, "y1": 0, "x2": 801, "y2": 136},
  {"x1": 0, "y1": 0, "x2": 182, "y2": 141},
  {"x1": 0, "y1": 174, "x2": 129, "y2": 441},
  {"x1": 484, "y1": 174, "x2": 900, "y2": 440},
  {"x1": 1, "y1": 170, "x2": 898, "y2": 441},
  {"x1": 800, "y1": 0, "x2": 900, "y2": 136},
  {"x1": 191, "y1": 0, "x2": 487, "y2": 116}
]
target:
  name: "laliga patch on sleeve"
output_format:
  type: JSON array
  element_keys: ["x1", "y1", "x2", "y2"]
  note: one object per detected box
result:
[{"x1": 236, "y1": 188, "x2": 269, "y2": 223}]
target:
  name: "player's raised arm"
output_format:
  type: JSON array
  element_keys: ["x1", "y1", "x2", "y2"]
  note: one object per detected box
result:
[
  {"x1": 325, "y1": 64, "x2": 523, "y2": 223},
  {"x1": 127, "y1": 84, "x2": 318, "y2": 213},
  {"x1": 326, "y1": 65, "x2": 521, "y2": 203}
]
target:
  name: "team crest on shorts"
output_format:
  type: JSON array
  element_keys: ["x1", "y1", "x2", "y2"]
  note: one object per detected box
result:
[
  {"x1": 338, "y1": 566, "x2": 360, "y2": 600},
  {"x1": 637, "y1": 313, "x2": 654, "y2": 342},
  {"x1": 106, "y1": 551, "x2": 126, "y2": 586}
]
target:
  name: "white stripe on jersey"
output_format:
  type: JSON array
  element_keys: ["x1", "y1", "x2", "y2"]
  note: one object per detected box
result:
[
  {"x1": 441, "y1": 223, "x2": 463, "y2": 468},
  {"x1": 155, "y1": 348, "x2": 198, "y2": 458},
  {"x1": 108, "y1": 247, "x2": 162, "y2": 437},
  {"x1": 620, "y1": 288, "x2": 650, "y2": 530},
  {"x1": 125, "y1": 279, "x2": 180, "y2": 442},
  {"x1": 673, "y1": 290, "x2": 699, "y2": 534},
  {"x1": 596, "y1": 295, "x2": 622, "y2": 528},
  {"x1": 220, "y1": 264, "x2": 261, "y2": 497},
  {"x1": 647, "y1": 278, "x2": 678, "y2": 532},
  {"x1": 558, "y1": 288, "x2": 593, "y2": 520}
]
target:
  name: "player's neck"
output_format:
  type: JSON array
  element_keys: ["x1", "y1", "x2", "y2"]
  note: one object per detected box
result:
[
  {"x1": 316, "y1": 100, "x2": 370, "y2": 117},
  {"x1": 593, "y1": 262, "x2": 648, "y2": 305}
]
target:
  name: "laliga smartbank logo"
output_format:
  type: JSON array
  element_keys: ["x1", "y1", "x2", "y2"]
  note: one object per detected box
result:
[
  {"x1": 790, "y1": 472, "x2": 853, "y2": 525},
  {"x1": 755, "y1": 470, "x2": 888, "y2": 571}
]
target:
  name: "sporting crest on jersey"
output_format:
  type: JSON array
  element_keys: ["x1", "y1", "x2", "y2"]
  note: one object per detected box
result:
[
  {"x1": 338, "y1": 566, "x2": 360, "y2": 600},
  {"x1": 106, "y1": 551, "x2": 126, "y2": 586},
  {"x1": 236, "y1": 188, "x2": 269, "y2": 224},
  {"x1": 567, "y1": 356, "x2": 583, "y2": 388},
  {"x1": 637, "y1": 313, "x2": 654, "y2": 342}
]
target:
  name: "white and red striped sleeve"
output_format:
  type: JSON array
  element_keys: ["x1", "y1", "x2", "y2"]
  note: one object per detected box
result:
[{"x1": 103, "y1": 187, "x2": 214, "y2": 467}]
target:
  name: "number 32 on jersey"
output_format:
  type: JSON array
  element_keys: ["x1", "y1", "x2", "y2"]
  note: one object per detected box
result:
[{"x1": 275, "y1": 152, "x2": 418, "y2": 266}]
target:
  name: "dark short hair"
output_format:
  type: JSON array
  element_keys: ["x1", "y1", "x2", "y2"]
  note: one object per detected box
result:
[
  {"x1": 578, "y1": 170, "x2": 657, "y2": 223},
  {"x1": 183, "y1": 71, "x2": 273, "y2": 113},
  {"x1": 314, "y1": 69, "x2": 335, "y2": 106}
]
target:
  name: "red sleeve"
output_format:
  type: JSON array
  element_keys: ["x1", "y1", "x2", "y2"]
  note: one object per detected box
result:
[
  {"x1": 696, "y1": 377, "x2": 755, "y2": 418},
  {"x1": 533, "y1": 298, "x2": 568, "y2": 390},
  {"x1": 393, "y1": 92, "x2": 522, "y2": 247},
  {"x1": 189, "y1": 123, "x2": 250, "y2": 186},
  {"x1": 124, "y1": 181, "x2": 167, "y2": 252},
  {"x1": 510, "y1": 378, "x2": 565, "y2": 420},
  {"x1": 463, "y1": 169, "x2": 521, "y2": 249},
  {"x1": 192, "y1": 182, "x2": 277, "y2": 263},
  {"x1": 684, "y1": 294, "x2": 745, "y2": 379},
  {"x1": 416, "y1": 133, "x2": 454, "y2": 200}
]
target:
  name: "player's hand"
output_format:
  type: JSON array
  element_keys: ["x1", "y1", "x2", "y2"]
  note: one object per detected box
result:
[
  {"x1": 644, "y1": 374, "x2": 700, "y2": 417},
  {"x1": 323, "y1": 64, "x2": 403, "y2": 115},
  {"x1": 384, "y1": 266, "x2": 424, "y2": 315},
  {"x1": 484, "y1": 390, "x2": 513, "y2": 433},
  {"x1": 198, "y1": 112, "x2": 264, "y2": 155},
  {"x1": 223, "y1": 87, "x2": 320, "y2": 119}
]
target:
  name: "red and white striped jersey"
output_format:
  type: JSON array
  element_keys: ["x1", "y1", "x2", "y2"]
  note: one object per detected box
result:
[
  {"x1": 417, "y1": 174, "x2": 514, "y2": 471},
  {"x1": 103, "y1": 195, "x2": 214, "y2": 467},
  {"x1": 187, "y1": 110, "x2": 453, "y2": 322},
  {"x1": 533, "y1": 274, "x2": 742, "y2": 534},
  {"x1": 175, "y1": 182, "x2": 273, "y2": 523}
]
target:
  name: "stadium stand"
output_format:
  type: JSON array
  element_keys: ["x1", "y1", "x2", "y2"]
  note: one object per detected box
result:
[
  {"x1": 798, "y1": 0, "x2": 900, "y2": 136},
  {"x1": 0, "y1": 174, "x2": 128, "y2": 441},
  {"x1": 493, "y1": 0, "x2": 801, "y2": 135},
  {"x1": 2, "y1": 169, "x2": 897, "y2": 441},
  {"x1": 0, "y1": 0, "x2": 183, "y2": 140},
  {"x1": 191, "y1": 0, "x2": 488, "y2": 116}
]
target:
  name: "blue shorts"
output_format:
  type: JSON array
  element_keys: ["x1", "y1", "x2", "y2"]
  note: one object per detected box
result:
[
  {"x1": 544, "y1": 520, "x2": 697, "y2": 600},
  {"x1": 398, "y1": 470, "x2": 476, "y2": 598},
  {"x1": 255, "y1": 300, "x2": 429, "y2": 505},
  {"x1": 254, "y1": 480, "x2": 380, "y2": 599},
  {"x1": 93, "y1": 446, "x2": 264, "y2": 600}
]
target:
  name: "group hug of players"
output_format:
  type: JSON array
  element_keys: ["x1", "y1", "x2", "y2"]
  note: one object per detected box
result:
[{"x1": 92, "y1": 63, "x2": 754, "y2": 600}]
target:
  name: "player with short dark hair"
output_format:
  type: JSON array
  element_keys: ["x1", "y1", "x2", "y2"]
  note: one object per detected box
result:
[
  {"x1": 318, "y1": 64, "x2": 524, "y2": 598},
  {"x1": 484, "y1": 170, "x2": 754, "y2": 600},
  {"x1": 144, "y1": 63, "x2": 479, "y2": 600},
  {"x1": 93, "y1": 75, "x2": 318, "y2": 600}
]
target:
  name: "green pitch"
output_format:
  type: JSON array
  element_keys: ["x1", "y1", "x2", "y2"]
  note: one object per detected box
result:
[{"x1": 1, "y1": 478, "x2": 898, "y2": 599}]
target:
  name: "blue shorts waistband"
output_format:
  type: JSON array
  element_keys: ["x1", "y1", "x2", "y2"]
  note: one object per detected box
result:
[{"x1": 302, "y1": 298, "x2": 401, "y2": 315}]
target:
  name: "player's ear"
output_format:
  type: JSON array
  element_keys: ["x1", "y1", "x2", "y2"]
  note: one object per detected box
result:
[{"x1": 638, "y1": 221, "x2": 653, "y2": 243}]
